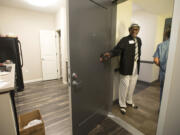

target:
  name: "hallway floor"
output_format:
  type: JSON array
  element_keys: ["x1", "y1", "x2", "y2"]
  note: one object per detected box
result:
[{"x1": 112, "y1": 81, "x2": 160, "y2": 135}]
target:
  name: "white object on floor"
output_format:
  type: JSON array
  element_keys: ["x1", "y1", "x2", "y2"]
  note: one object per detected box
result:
[{"x1": 24, "y1": 119, "x2": 42, "y2": 129}]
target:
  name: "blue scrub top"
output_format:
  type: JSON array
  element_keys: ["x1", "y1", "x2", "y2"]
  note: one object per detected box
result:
[{"x1": 153, "y1": 39, "x2": 170, "y2": 81}]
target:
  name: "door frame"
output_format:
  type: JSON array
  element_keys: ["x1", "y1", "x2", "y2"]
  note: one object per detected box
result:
[
  {"x1": 156, "y1": 0, "x2": 179, "y2": 134},
  {"x1": 65, "y1": 0, "x2": 73, "y2": 134},
  {"x1": 109, "y1": 1, "x2": 178, "y2": 135},
  {"x1": 55, "y1": 30, "x2": 62, "y2": 79}
]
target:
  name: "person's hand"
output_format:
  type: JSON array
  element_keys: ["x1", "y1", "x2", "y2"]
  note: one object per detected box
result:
[
  {"x1": 154, "y1": 57, "x2": 160, "y2": 66},
  {"x1": 104, "y1": 52, "x2": 111, "y2": 61},
  {"x1": 99, "y1": 52, "x2": 111, "y2": 63},
  {"x1": 104, "y1": 52, "x2": 111, "y2": 58},
  {"x1": 100, "y1": 57, "x2": 103, "y2": 63}
]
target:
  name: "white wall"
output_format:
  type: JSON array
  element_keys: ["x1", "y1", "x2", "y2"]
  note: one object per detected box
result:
[
  {"x1": 113, "y1": 1, "x2": 132, "y2": 100},
  {"x1": 132, "y1": 10, "x2": 157, "y2": 61},
  {"x1": 0, "y1": 6, "x2": 55, "y2": 82},
  {"x1": 61, "y1": 7, "x2": 68, "y2": 84},
  {"x1": 132, "y1": 6, "x2": 171, "y2": 82},
  {"x1": 55, "y1": 9, "x2": 61, "y2": 30},
  {"x1": 157, "y1": 0, "x2": 180, "y2": 134},
  {"x1": 55, "y1": 7, "x2": 68, "y2": 84}
]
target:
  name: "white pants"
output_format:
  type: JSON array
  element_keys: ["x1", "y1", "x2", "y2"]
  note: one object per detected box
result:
[{"x1": 119, "y1": 62, "x2": 138, "y2": 108}]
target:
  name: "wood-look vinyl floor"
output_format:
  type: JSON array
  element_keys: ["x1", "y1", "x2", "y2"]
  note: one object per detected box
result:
[
  {"x1": 88, "y1": 118, "x2": 131, "y2": 135},
  {"x1": 112, "y1": 81, "x2": 160, "y2": 135},
  {"x1": 15, "y1": 80, "x2": 72, "y2": 135},
  {"x1": 15, "y1": 79, "x2": 130, "y2": 135}
]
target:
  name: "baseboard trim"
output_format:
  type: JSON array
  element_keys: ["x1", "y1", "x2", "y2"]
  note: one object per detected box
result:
[
  {"x1": 24, "y1": 78, "x2": 42, "y2": 84},
  {"x1": 113, "y1": 99, "x2": 119, "y2": 105},
  {"x1": 63, "y1": 80, "x2": 68, "y2": 84},
  {"x1": 137, "y1": 80, "x2": 151, "y2": 85},
  {"x1": 137, "y1": 79, "x2": 159, "y2": 85}
]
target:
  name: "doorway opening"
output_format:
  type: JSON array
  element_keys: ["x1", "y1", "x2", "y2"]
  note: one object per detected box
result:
[{"x1": 110, "y1": 0, "x2": 174, "y2": 135}]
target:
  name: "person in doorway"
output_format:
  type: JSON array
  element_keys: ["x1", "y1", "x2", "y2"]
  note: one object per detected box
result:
[
  {"x1": 100, "y1": 24, "x2": 142, "y2": 114},
  {"x1": 153, "y1": 29, "x2": 171, "y2": 103}
]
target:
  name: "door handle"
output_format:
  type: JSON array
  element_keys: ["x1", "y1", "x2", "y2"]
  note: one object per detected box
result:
[
  {"x1": 72, "y1": 80, "x2": 81, "y2": 86},
  {"x1": 71, "y1": 72, "x2": 82, "y2": 88},
  {"x1": 72, "y1": 72, "x2": 78, "y2": 80},
  {"x1": 72, "y1": 80, "x2": 82, "y2": 90}
]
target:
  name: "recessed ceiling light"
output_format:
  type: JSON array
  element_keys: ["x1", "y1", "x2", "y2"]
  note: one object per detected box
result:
[{"x1": 24, "y1": 0, "x2": 59, "y2": 7}]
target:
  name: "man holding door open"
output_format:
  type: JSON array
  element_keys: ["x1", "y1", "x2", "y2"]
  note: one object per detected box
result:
[{"x1": 100, "y1": 24, "x2": 142, "y2": 114}]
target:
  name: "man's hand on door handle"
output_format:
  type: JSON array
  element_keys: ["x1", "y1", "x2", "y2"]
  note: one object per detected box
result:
[{"x1": 100, "y1": 52, "x2": 111, "y2": 63}]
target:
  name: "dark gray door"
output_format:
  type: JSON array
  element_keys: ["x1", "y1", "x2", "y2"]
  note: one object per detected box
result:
[{"x1": 68, "y1": 0, "x2": 117, "y2": 134}]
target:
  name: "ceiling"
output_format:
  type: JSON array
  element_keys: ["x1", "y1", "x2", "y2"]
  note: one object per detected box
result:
[
  {"x1": 0, "y1": 0, "x2": 65, "y2": 13},
  {"x1": 133, "y1": 0, "x2": 174, "y2": 15},
  {"x1": 0, "y1": 0, "x2": 174, "y2": 15}
]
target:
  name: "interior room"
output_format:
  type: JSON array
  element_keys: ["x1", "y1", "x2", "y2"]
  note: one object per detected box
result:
[
  {"x1": 0, "y1": 0, "x2": 180, "y2": 135},
  {"x1": 0, "y1": 0, "x2": 71, "y2": 134}
]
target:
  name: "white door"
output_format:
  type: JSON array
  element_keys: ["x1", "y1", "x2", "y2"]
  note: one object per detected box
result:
[{"x1": 40, "y1": 30, "x2": 58, "y2": 81}]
